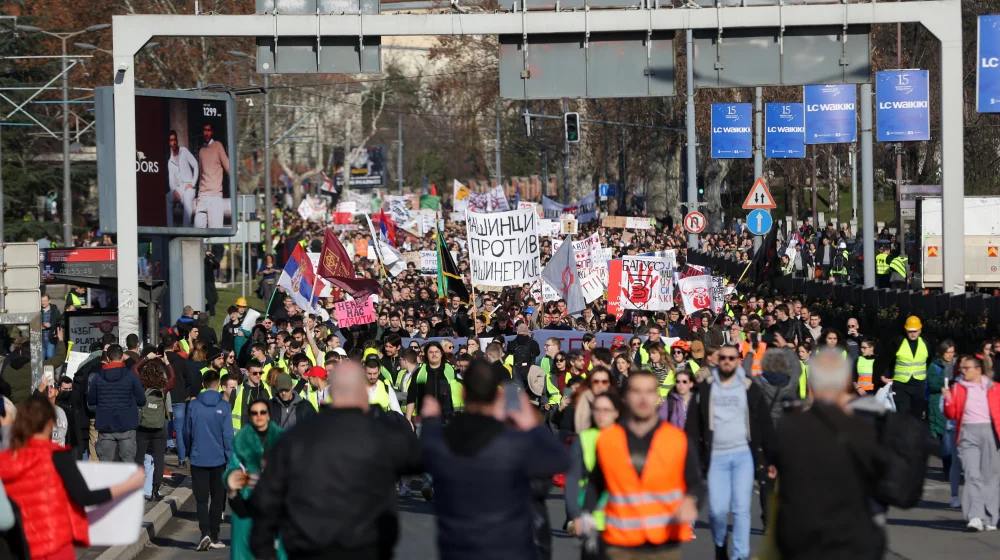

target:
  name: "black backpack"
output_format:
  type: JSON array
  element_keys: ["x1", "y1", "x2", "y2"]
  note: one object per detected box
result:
[
  {"x1": 512, "y1": 343, "x2": 533, "y2": 371},
  {"x1": 139, "y1": 388, "x2": 166, "y2": 430}
]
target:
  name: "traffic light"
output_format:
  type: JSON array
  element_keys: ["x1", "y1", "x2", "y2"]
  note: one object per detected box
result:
[
  {"x1": 564, "y1": 112, "x2": 580, "y2": 144},
  {"x1": 697, "y1": 186, "x2": 705, "y2": 201}
]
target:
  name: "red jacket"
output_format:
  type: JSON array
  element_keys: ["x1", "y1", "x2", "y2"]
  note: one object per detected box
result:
[
  {"x1": 0, "y1": 439, "x2": 90, "y2": 556},
  {"x1": 942, "y1": 379, "x2": 1000, "y2": 445}
]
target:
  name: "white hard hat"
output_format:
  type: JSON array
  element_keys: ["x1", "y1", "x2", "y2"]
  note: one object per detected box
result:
[{"x1": 838, "y1": 242, "x2": 847, "y2": 249}]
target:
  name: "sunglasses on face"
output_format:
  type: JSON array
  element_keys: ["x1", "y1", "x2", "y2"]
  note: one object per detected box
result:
[
  {"x1": 249, "y1": 409, "x2": 269, "y2": 416},
  {"x1": 676, "y1": 379, "x2": 692, "y2": 385},
  {"x1": 631, "y1": 342, "x2": 641, "y2": 347},
  {"x1": 719, "y1": 355, "x2": 739, "y2": 361},
  {"x1": 556, "y1": 358, "x2": 566, "y2": 363},
  {"x1": 592, "y1": 379, "x2": 610, "y2": 386}
]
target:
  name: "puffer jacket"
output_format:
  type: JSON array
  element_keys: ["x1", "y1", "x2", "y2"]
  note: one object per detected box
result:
[
  {"x1": 269, "y1": 393, "x2": 316, "y2": 431},
  {"x1": 752, "y1": 370, "x2": 801, "y2": 427},
  {"x1": 0, "y1": 439, "x2": 89, "y2": 557},
  {"x1": 87, "y1": 361, "x2": 146, "y2": 432},
  {"x1": 926, "y1": 358, "x2": 952, "y2": 439}
]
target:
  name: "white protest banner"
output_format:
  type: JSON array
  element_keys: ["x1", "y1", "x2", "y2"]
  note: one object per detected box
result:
[
  {"x1": 537, "y1": 219, "x2": 560, "y2": 238},
  {"x1": 711, "y1": 276, "x2": 726, "y2": 314},
  {"x1": 518, "y1": 201, "x2": 537, "y2": 213},
  {"x1": 420, "y1": 209, "x2": 437, "y2": 235},
  {"x1": 64, "y1": 350, "x2": 91, "y2": 379},
  {"x1": 452, "y1": 180, "x2": 470, "y2": 220},
  {"x1": 343, "y1": 189, "x2": 373, "y2": 210},
  {"x1": 542, "y1": 235, "x2": 586, "y2": 314},
  {"x1": 625, "y1": 217, "x2": 653, "y2": 229},
  {"x1": 639, "y1": 249, "x2": 677, "y2": 269},
  {"x1": 385, "y1": 195, "x2": 414, "y2": 229},
  {"x1": 541, "y1": 191, "x2": 598, "y2": 223},
  {"x1": 420, "y1": 250, "x2": 438, "y2": 276},
  {"x1": 488, "y1": 184, "x2": 511, "y2": 212},
  {"x1": 552, "y1": 232, "x2": 601, "y2": 269},
  {"x1": 579, "y1": 267, "x2": 608, "y2": 303},
  {"x1": 466, "y1": 208, "x2": 541, "y2": 287},
  {"x1": 240, "y1": 308, "x2": 261, "y2": 331},
  {"x1": 297, "y1": 196, "x2": 328, "y2": 221},
  {"x1": 467, "y1": 191, "x2": 490, "y2": 214},
  {"x1": 608, "y1": 256, "x2": 674, "y2": 313},
  {"x1": 591, "y1": 247, "x2": 614, "y2": 269},
  {"x1": 78, "y1": 462, "x2": 145, "y2": 545},
  {"x1": 677, "y1": 275, "x2": 715, "y2": 315},
  {"x1": 336, "y1": 201, "x2": 357, "y2": 214}
]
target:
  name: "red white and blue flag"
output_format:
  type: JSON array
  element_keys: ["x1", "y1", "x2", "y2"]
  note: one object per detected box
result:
[{"x1": 277, "y1": 244, "x2": 320, "y2": 312}]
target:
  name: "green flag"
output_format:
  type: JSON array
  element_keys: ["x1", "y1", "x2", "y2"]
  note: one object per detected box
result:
[{"x1": 420, "y1": 195, "x2": 441, "y2": 211}]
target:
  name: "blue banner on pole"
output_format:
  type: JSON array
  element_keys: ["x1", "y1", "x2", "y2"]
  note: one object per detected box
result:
[
  {"x1": 978, "y1": 15, "x2": 1000, "y2": 113},
  {"x1": 764, "y1": 103, "x2": 805, "y2": 159},
  {"x1": 711, "y1": 103, "x2": 752, "y2": 158},
  {"x1": 803, "y1": 84, "x2": 857, "y2": 144},
  {"x1": 876, "y1": 70, "x2": 930, "y2": 142}
]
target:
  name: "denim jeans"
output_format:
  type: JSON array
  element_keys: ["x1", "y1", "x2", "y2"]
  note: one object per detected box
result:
[
  {"x1": 944, "y1": 425, "x2": 963, "y2": 499},
  {"x1": 143, "y1": 454, "x2": 154, "y2": 497},
  {"x1": 42, "y1": 336, "x2": 55, "y2": 360},
  {"x1": 170, "y1": 403, "x2": 188, "y2": 462},
  {"x1": 708, "y1": 448, "x2": 754, "y2": 559}
]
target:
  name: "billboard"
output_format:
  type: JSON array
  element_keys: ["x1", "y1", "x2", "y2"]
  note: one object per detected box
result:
[
  {"x1": 96, "y1": 88, "x2": 238, "y2": 236},
  {"x1": 803, "y1": 84, "x2": 857, "y2": 144},
  {"x1": 978, "y1": 15, "x2": 1000, "y2": 113},
  {"x1": 876, "y1": 70, "x2": 930, "y2": 142},
  {"x1": 333, "y1": 146, "x2": 387, "y2": 189},
  {"x1": 764, "y1": 103, "x2": 805, "y2": 159},
  {"x1": 710, "y1": 103, "x2": 752, "y2": 158}
]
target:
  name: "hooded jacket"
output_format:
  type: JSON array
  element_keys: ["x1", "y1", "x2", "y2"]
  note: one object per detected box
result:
[
  {"x1": 269, "y1": 392, "x2": 316, "y2": 431},
  {"x1": 420, "y1": 413, "x2": 568, "y2": 560},
  {"x1": 752, "y1": 371, "x2": 801, "y2": 427},
  {"x1": 184, "y1": 389, "x2": 234, "y2": 468},
  {"x1": 87, "y1": 361, "x2": 146, "y2": 433}
]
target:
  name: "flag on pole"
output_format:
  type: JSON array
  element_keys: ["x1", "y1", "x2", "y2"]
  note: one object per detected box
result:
[
  {"x1": 317, "y1": 228, "x2": 381, "y2": 301},
  {"x1": 542, "y1": 235, "x2": 586, "y2": 314},
  {"x1": 374, "y1": 209, "x2": 397, "y2": 247},
  {"x1": 437, "y1": 224, "x2": 470, "y2": 302},
  {"x1": 277, "y1": 244, "x2": 321, "y2": 312}
]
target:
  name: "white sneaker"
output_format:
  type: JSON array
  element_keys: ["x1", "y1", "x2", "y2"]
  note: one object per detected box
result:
[
  {"x1": 208, "y1": 541, "x2": 226, "y2": 549},
  {"x1": 967, "y1": 518, "x2": 985, "y2": 532},
  {"x1": 987, "y1": 525, "x2": 998, "y2": 531},
  {"x1": 397, "y1": 484, "x2": 412, "y2": 498},
  {"x1": 196, "y1": 535, "x2": 212, "y2": 551}
]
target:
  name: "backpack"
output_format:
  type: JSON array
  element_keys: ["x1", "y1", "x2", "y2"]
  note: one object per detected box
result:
[
  {"x1": 140, "y1": 388, "x2": 166, "y2": 430},
  {"x1": 512, "y1": 342, "x2": 533, "y2": 371}
]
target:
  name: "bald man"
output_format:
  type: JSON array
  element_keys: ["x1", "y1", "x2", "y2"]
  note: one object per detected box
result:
[{"x1": 249, "y1": 361, "x2": 422, "y2": 560}]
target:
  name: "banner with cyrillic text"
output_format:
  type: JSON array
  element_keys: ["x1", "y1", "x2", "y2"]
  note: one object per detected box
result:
[{"x1": 466, "y1": 208, "x2": 541, "y2": 287}]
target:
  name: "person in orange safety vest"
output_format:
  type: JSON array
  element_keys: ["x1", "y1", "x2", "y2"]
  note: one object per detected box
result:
[{"x1": 577, "y1": 370, "x2": 702, "y2": 560}]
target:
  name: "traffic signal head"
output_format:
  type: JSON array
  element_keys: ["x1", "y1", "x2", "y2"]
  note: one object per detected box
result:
[{"x1": 564, "y1": 112, "x2": 580, "y2": 144}]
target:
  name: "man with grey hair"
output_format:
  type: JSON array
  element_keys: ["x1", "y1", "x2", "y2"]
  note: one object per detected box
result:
[
  {"x1": 249, "y1": 360, "x2": 422, "y2": 560},
  {"x1": 752, "y1": 347, "x2": 804, "y2": 527},
  {"x1": 770, "y1": 348, "x2": 887, "y2": 560}
]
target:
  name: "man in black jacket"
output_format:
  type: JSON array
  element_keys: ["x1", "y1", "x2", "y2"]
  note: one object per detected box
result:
[
  {"x1": 162, "y1": 333, "x2": 195, "y2": 467},
  {"x1": 685, "y1": 344, "x2": 776, "y2": 560},
  {"x1": 419, "y1": 358, "x2": 568, "y2": 560},
  {"x1": 249, "y1": 360, "x2": 422, "y2": 560}
]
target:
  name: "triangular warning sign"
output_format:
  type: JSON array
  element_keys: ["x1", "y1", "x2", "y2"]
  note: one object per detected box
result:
[
  {"x1": 742, "y1": 178, "x2": 777, "y2": 210},
  {"x1": 989, "y1": 246, "x2": 999, "y2": 258}
]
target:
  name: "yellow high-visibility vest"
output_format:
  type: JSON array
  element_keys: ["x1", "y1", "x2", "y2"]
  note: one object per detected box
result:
[{"x1": 893, "y1": 338, "x2": 928, "y2": 383}]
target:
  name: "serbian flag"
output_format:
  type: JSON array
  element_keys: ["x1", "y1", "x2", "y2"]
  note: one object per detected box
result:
[
  {"x1": 375, "y1": 209, "x2": 397, "y2": 247},
  {"x1": 317, "y1": 228, "x2": 381, "y2": 301},
  {"x1": 277, "y1": 244, "x2": 320, "y2": 312}
]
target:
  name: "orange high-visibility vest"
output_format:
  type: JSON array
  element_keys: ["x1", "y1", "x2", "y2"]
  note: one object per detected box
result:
[
  {"x1": 750, "y1": 343, "x2": 768, "y2": 377},
  {"x1": 596, "y1": 423, "x2": 695, "y2": 547},
  {"x1": 737, "y1": 341, "x2": 751, "y2": 359}
]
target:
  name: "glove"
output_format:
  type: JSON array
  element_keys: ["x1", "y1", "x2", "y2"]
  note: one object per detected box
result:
[{"x1": 576, "y1": 512, "x2": 597, "y2": 537}]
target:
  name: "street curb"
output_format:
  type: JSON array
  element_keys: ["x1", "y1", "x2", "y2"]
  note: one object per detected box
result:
[{"x1": 94, "y1": 485, "x2": 194, "y2": 560}]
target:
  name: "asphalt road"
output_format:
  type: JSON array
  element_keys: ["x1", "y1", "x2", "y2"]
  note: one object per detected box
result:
[{"x1": 135, "y1": 463, "x2": 1000, "y2": 560}]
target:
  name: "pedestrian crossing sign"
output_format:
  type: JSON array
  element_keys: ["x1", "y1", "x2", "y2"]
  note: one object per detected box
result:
[
  {"x1": 989, "y1": 246, "x2": 999, "y2": 258},
  {"x1": 926, "y1": 246, "x2": 939, "y2": 257}
]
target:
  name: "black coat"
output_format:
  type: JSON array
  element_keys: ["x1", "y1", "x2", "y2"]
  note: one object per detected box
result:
[
  {"x1": 248, "y1": 408, "x2": 422, "y2": 558},
  {"x1": 164, "y1": 351, "x2": 189, "y2": 405},
  {"x1": 685, "y1": 370, "x2": 777, "y2": 482}
]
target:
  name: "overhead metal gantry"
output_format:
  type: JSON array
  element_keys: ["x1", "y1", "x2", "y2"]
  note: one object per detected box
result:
[{"x1": 110, "y1": 0, "x2": 965, "y2": 341}]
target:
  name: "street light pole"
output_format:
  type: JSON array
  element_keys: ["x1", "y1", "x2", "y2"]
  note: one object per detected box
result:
[
  {"x1": 264, "y1": 73, "x2": 273, "y2": 257},
  {"x1": 61, "y1": 35, "x2": 71, "y2": 246}
]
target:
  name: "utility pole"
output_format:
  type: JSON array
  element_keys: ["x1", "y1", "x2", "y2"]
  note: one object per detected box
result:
[
  {"x1": 616, "y1": 99, "x2": 625, "y2": 213},
  {"x1": 61, "y1": 36, "x2": 71, "y2": 246},
  {"x1": 896, "y1": 22, "x2": 903, "y2": 199},
  {"x1": 562, "y1": 98, "x2": 570, "y2": 204},
  {"x1": 850, "y1": 145, "x2": 858, "y2": 222},
  {"x1": 495, "y1": 98, "x2": 502, "y2": 190},
  {"x1": 753, "y1": 86, "x2": 763, "y2": 252},
  {"x1": 685, "y1": 30, "x2": 697, "y2": 249},
  {"x1": 397, "y1": 110, "x2": 403, "y2": 194},
  {"x1": 811, "y1": 145, "x2": 818, "y2": 226},
  {"x1": 263, "y1": 73, "x2": 272, "y2": 256}
]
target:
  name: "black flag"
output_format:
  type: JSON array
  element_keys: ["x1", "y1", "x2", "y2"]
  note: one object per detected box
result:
[{"x1": 748, "y1": 226, "x2": 781, "y2": 285}]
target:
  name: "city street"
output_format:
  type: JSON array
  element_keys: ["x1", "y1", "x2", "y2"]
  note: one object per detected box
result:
[{"x1": 137, "y1": 463, "x2": 999, "y2": 560}]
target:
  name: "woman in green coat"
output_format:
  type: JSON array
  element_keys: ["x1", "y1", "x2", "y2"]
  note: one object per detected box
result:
[
  {"x1": 224, "y1": 398, "x2": 286, "y2": 560},
  {"x1": 926, "y1": 340, "x2": 955, "y2": 446}
]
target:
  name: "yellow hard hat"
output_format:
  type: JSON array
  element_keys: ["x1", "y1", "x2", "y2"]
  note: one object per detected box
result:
[
  {"x1": 904, "y1": 316, "x2": 922, "y2": 331},
  {"x1": 235, "y1": 297, "x2": 248, "y2": 307}
]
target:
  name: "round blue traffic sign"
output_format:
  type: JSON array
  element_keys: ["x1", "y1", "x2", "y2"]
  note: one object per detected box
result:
[{"x1": 746, "y1": 209, "x2": 773, "y2": 236}]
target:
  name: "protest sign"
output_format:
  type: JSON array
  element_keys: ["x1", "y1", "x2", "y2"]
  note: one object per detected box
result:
[
  {"x1": 420, "y1": 250, "x2": 438, "y2": 276},
  {"x1": 579, "y1": 266, "x2": 608, "y2": 303},
  {"x1": 591, "y1": 247, "x2": 614, "y2": 268},
  {"x1": 335, "y1": 297, "x2": 376, "y2": 328},
  {"x1": 403, "y1": 251, "x2": 422, "y2": 271},
  {"x1": 78, "y1": 462, "x2": 145, "y2": 545},
  {"x1": 336, "y1": 201, "x2": 357, "y2": 214},
  {"x1": 602, "y1": 216, "x2": 627, "y2": 228},
  {"x1": 467, "y1": 191, "x2": 489, "y2": 214},
  {"x1": 608, "y1": 257, "x2": 674, "y2": 314},
  {"x1": 385, "y1": 195, "x2": 414, "y2": 229},
  {"x1": 488, "y1": 184, "x2": 511, "y2": 212},
  {"x1": 297, "y1": 196, "x2": 328, "y2": 221},
  {"x1": 711, "y1": 276, "x2": 726, "y2": 315},
  {"x1": 677, "y1": 275, "x2": 714, "y2": 315},
  {"x1": 403, "y1": 329, "x2": 648, "y2": 355},
  {"x1": 538, "y1": 219, "x2": 561, "y2": 238},
  {"x1": 542, "y1": 191, "x2": 598, "y2": 223},
  {"x1": 420, "y1": 209, "x2": 437, "y2": 235},
  {"x1": 639, "y1": 249, "x2": 677, "y2": 268},
  {"x1": 466, "y1": 208, "x2": 541, "y2": 287},
  {"x1": 240, "y1": 309, "x2": 261, "y2": 331},
  {"x1": 552, "y1": 232, "x2": 601, "y2": 270},
  {"x1": 561, "y1": 217, "x2": 579, "y2": 235},
  {"x1": 625, "y1": 217, "x2": 653, "y2": 229}
]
